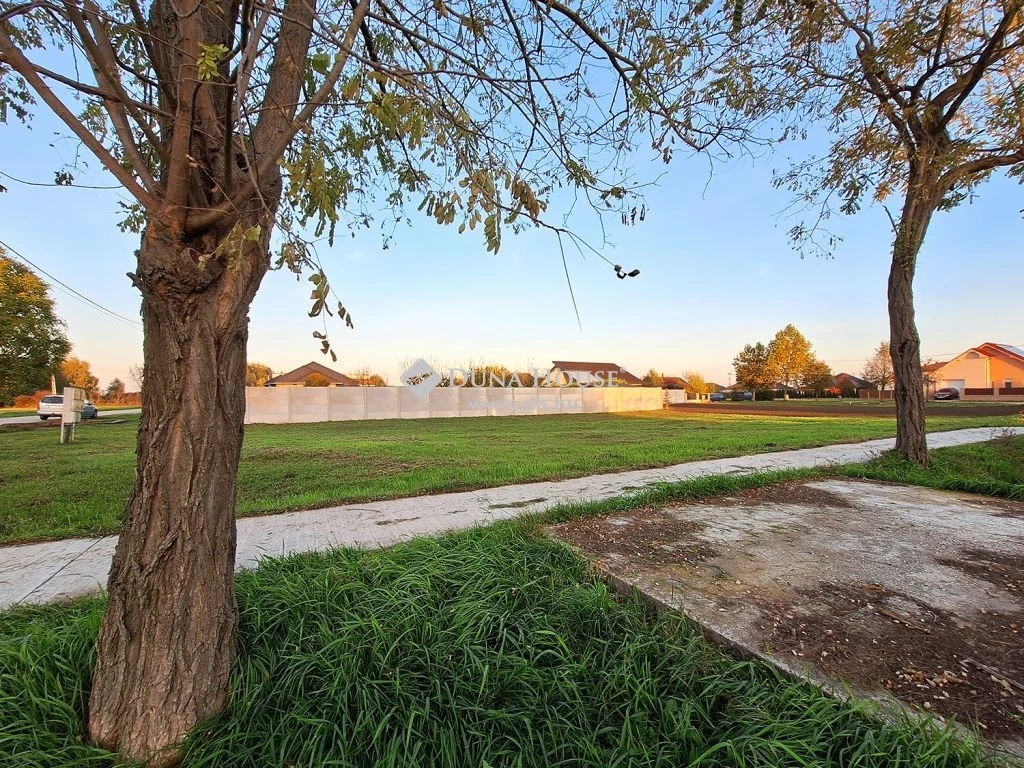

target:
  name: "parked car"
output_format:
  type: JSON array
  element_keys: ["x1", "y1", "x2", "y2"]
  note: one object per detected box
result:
[
  {"x1": 708, "y1": 392, "x2": 726, "y2": 402},
  {"x1": 730, "y1": 390, "x2": 754, "y2": 401},
  {"x1": 37, "y1": 395, "x2": 98, "y2": 420},
  {"x1": 934, "y1": 387, "x2": 960, "y2": 400}
]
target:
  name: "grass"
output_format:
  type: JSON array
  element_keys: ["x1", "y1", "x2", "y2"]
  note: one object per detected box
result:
[
  {"x1": 840, "y1": 433, "x2": 1024, "y2": 499},
  {"x1": 0, "y1": 520, "x2": 999, "y2": 768},
  {"x1": 0, "y1": 409, "x2": 1017, "y2": 544}
]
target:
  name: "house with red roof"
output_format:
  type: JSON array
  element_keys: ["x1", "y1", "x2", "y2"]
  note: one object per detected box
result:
[
  {"x1": 925, "y1": 343, "x2": 1024, "y2": 397},
  {"x1": 264, "y1": 361, "x2": 360, "y2": 387}
]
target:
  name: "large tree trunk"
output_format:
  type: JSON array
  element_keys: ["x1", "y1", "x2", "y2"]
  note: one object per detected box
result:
[
  {"x1": 888, "y1": 178, "x2": 939, "y2": 466},
  {"x1": 88, "y1": 217, "x2": 270, "y2": 767}
]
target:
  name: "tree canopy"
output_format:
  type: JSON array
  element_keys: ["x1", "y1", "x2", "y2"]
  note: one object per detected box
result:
[
  {"x1": 245, "y1": 362, "x2": 274, "y2": 387},
  {"x1": 862, "y1": 342, "x2": 895, "y2": 391},
  {"x1": 733, "y1": 342, "x2": 774, "y2": 394},
  {"x1": 766, "y1": 324, "x2": 814, "y2": 393},
  {"x1": 0, "y1": 250, "x2": 70, "y2": 405},
  {"x1": 61, "y1": 356, "x2": 100, "y2": 397}
]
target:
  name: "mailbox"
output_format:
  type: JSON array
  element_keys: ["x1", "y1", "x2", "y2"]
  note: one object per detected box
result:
[{"x1": 62, "y1": 387, "x2": 85, "y2": 423}]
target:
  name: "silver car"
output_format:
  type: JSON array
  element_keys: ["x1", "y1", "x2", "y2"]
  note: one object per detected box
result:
[{"x1": 37, "y1": 394, "x2": 98, "y2": 420}]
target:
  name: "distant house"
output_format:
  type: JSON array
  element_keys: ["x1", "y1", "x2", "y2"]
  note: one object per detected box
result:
[
  {"x1": 661, "y1": 376, "x2": 688, "y2": 390},
  {"x1": 550, "y1": 360, "x2": 644, "y2": 386},
  {"x1": 831, "y1": 372, "x2": 872, "y2": 397},
  {"x1": 926, "y1": 343, "x2": 1024, "y2": 395},
  {"x1": 264, "y1": 361, "x2": 360, "y2": 387}
]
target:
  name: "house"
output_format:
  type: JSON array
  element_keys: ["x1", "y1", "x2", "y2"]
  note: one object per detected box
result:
[
  {"x1": 926, "y1": 343, "x2": 1024, "y2": 395},
  {"x1": 831, "y1": 372, "x2": 872, "y2": 398},
  {"x1": 661, "y1": 376, "x2": 688, "y2": 390},
  {"x1": 550, "y1": 360, "x2": 645, "y2": 386},
  {"x1": 264, "y1": 361, "x2": 360, "y2": 387}
]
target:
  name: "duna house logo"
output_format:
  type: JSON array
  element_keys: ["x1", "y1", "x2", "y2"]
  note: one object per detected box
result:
[{"x1": 400, "y1": 358, "x2": 442, "y2": 398}]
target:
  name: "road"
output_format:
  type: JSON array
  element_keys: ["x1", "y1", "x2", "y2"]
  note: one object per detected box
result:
[{"x1": 0, "y1": 408, "x2": 140, "y2": 427}]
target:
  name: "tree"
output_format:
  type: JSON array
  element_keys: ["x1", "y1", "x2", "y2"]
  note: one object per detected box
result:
[
  {"x1": 733, "y1": 342, "x2": 775, "y2": 398},
  {"x1": 245, "y1": 362, "x2": 274, "y2": 387},
  {"x1": 0, "y1": 251, "x2": 70, "y2": 405},
  {"x1": 129, "y1": 363, "x2": 145, "y2": 391},
  {"x1": 61, "y1": 356, "x2": 100, "y2": 398},
  {"x1": 766, "y1": 324, "x2": 814, "y2": 397},
  {"x1": 104, "y1": 378, "x2": 127, "y2": 403},
  {"x1": 800, "y1": 358, "x2": 834, "y2": 398},
  {"x1": 714, "y1": 0, "x2": 1023, "y2": 462},
  {"x1": 350, "y1": 366, "x2": 387, "y2": 386},
  {"x1": 681, "y1": 370, "x2": 710, "y2": 396},
  {"x1": 304, "y1": 372, "x2": 331, "y2": 387},
  {"x1": 1, "y1": 1, "x2": 724, "y2": 760},
  {"x1": 642, "y1": 368, "x2": 664, "y2": 387},
  {"x1": 863, "y1": 342, "x2": 895, "y2": 394}
]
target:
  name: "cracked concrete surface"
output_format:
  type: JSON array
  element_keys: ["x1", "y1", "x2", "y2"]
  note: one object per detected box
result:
[{"x1": 1, "y1": 425, "x2": 1020, "y2": 610}]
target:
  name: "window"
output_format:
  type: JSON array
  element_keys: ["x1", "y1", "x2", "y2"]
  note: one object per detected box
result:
[
  {"x1": 41, "y1": 395, "x2": 63, "y2": 404},
  {"x1": 1005, "y1": 379, "x2": 1014, "y2": 389}
]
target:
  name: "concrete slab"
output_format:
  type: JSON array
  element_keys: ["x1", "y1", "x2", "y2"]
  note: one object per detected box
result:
[{"x1": 547, "y1": 477, "x2": 1024, "y2": 753}]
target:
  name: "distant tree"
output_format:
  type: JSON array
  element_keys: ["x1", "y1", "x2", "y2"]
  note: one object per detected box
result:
[
  {"x1": 104, "y1": 378, "x2": 126, "y2": 403},
  {"x1": 246, "y1": 363, "x2": 274, "y2": 387},
  {"x1": 767, "y1": 325, "x2": 814, "y2": 397},
  {"x1": 350, "y1": 367, "x2": 388, "y2": 386},
  {"x1": 61, "y1": 357, "x2": 100, "y2": 398},
  {"x1": 0, "y1": 251, "x2": 70, "y2": 405},
  {"x1": 304, "y1": 373, "x2": 331, "y2": 387},
  {"x1": 862, "y1": 343, "x2": 895, "y2": 395},
  {"x1": 642, "y1": 369, "x2": 664, "y2": 387},
  {"x1": 800, "y1": 359, "x2": 834, "y2": 398},
  {"x1": 128, "y1": 364, "x2": 145, "y2": 392},
  {"x1": 681, "y1": 370, "x2": 711, "y2": 397},
  {"x1": 733, "y1": 343, "x2": 775, "y2": 398}
]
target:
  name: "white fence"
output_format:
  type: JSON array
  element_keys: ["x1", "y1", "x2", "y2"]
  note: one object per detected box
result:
[{"x1": 245, "y1": 386, "x2": 663, "y2": 424}]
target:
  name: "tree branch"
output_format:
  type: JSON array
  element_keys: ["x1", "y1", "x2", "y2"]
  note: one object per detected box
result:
[
  {"x1": 0, "y1": 26, "x2": 157, "y2": 208},
  {"x1": 934, "y1": 2, "x2": 1022, "y2": 128},
  {"x1": 187, "y1": 0, "x2": 369, "y2": 233}
]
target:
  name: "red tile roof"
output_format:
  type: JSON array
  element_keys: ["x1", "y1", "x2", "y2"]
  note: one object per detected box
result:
[{"x1": 550, "y1": 361, "x2": 644, "y2": 386}]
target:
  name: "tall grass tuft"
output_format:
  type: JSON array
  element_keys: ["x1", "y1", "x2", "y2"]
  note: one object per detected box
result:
[{"x1": 1, "y1": 521, "x2": 997, "y2": 767}]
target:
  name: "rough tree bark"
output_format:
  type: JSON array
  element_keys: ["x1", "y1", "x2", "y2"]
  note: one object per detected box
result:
[
  {"x1": 887, "y1": 168, "x2": 941, "y2": 466},
  {"x1": 87, "y1": 210, "x2": 273, "y2": 766}
]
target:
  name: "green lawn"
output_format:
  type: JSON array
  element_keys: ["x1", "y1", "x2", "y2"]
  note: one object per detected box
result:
[
  {"x1": 0, "y1": 520, "x2": 995, "y2": 768},
  {"x1": 839, "y1": 433, "x2": 1024, "y2": 498},
  {"x1": 0, "y1": 409, "x2": 1017, "y2": 544}
]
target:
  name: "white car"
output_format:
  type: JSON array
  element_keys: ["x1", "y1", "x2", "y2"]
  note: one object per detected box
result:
[{"x1": 37, "y1": 394, "x2": 98, "y2": 420}]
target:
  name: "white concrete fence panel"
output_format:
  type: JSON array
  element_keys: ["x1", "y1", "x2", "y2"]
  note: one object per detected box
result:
[{"x1": 244, "y1": 386, "x2": 663, "y2": 424}]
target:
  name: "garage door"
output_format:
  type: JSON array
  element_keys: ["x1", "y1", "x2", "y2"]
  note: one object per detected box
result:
[{"x1": 945, "y1": 379, "x2": 965, "y2": 393}]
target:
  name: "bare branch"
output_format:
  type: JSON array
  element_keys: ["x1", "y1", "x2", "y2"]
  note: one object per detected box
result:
[{"x1": 0, "y1": 26, "x2": 157, "y2": 208}]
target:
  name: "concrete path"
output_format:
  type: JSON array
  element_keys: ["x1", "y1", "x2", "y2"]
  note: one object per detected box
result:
[{"x1": 1, "y1": 425, "x2": 1020, "y2": 610}]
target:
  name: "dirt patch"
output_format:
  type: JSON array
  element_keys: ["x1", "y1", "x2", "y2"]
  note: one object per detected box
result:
[
  {"x1": 548, "y1": 506, "x2": 716, "y2": 569},
  {"x1": 757, "y1": 580, "x2": 1023, "y2": 741},
  {"x1": 668, "y1": 479, "x2": 856, "y2": 510},
  {"x1": 938, "y1": 549, "x2": 1023, "y2": 599}
]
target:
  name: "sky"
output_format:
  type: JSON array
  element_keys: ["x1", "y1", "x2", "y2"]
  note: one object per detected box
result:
[{"x1": 1, "y1": 113, "x2": 1021, "y2": 391}]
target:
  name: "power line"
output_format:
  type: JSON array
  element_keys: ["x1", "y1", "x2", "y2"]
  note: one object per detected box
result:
[
  {"x1": 0, "y1": 237, "x2": 143, "y2": 330},
  {"x1": 0, "y1": 170, "x2": 123, "y2": 191}
]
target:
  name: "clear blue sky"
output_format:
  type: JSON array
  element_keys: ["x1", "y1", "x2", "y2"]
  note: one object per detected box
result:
[{"x1": 2, "y1": 113, "x2": 1021, "y2": 390}]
